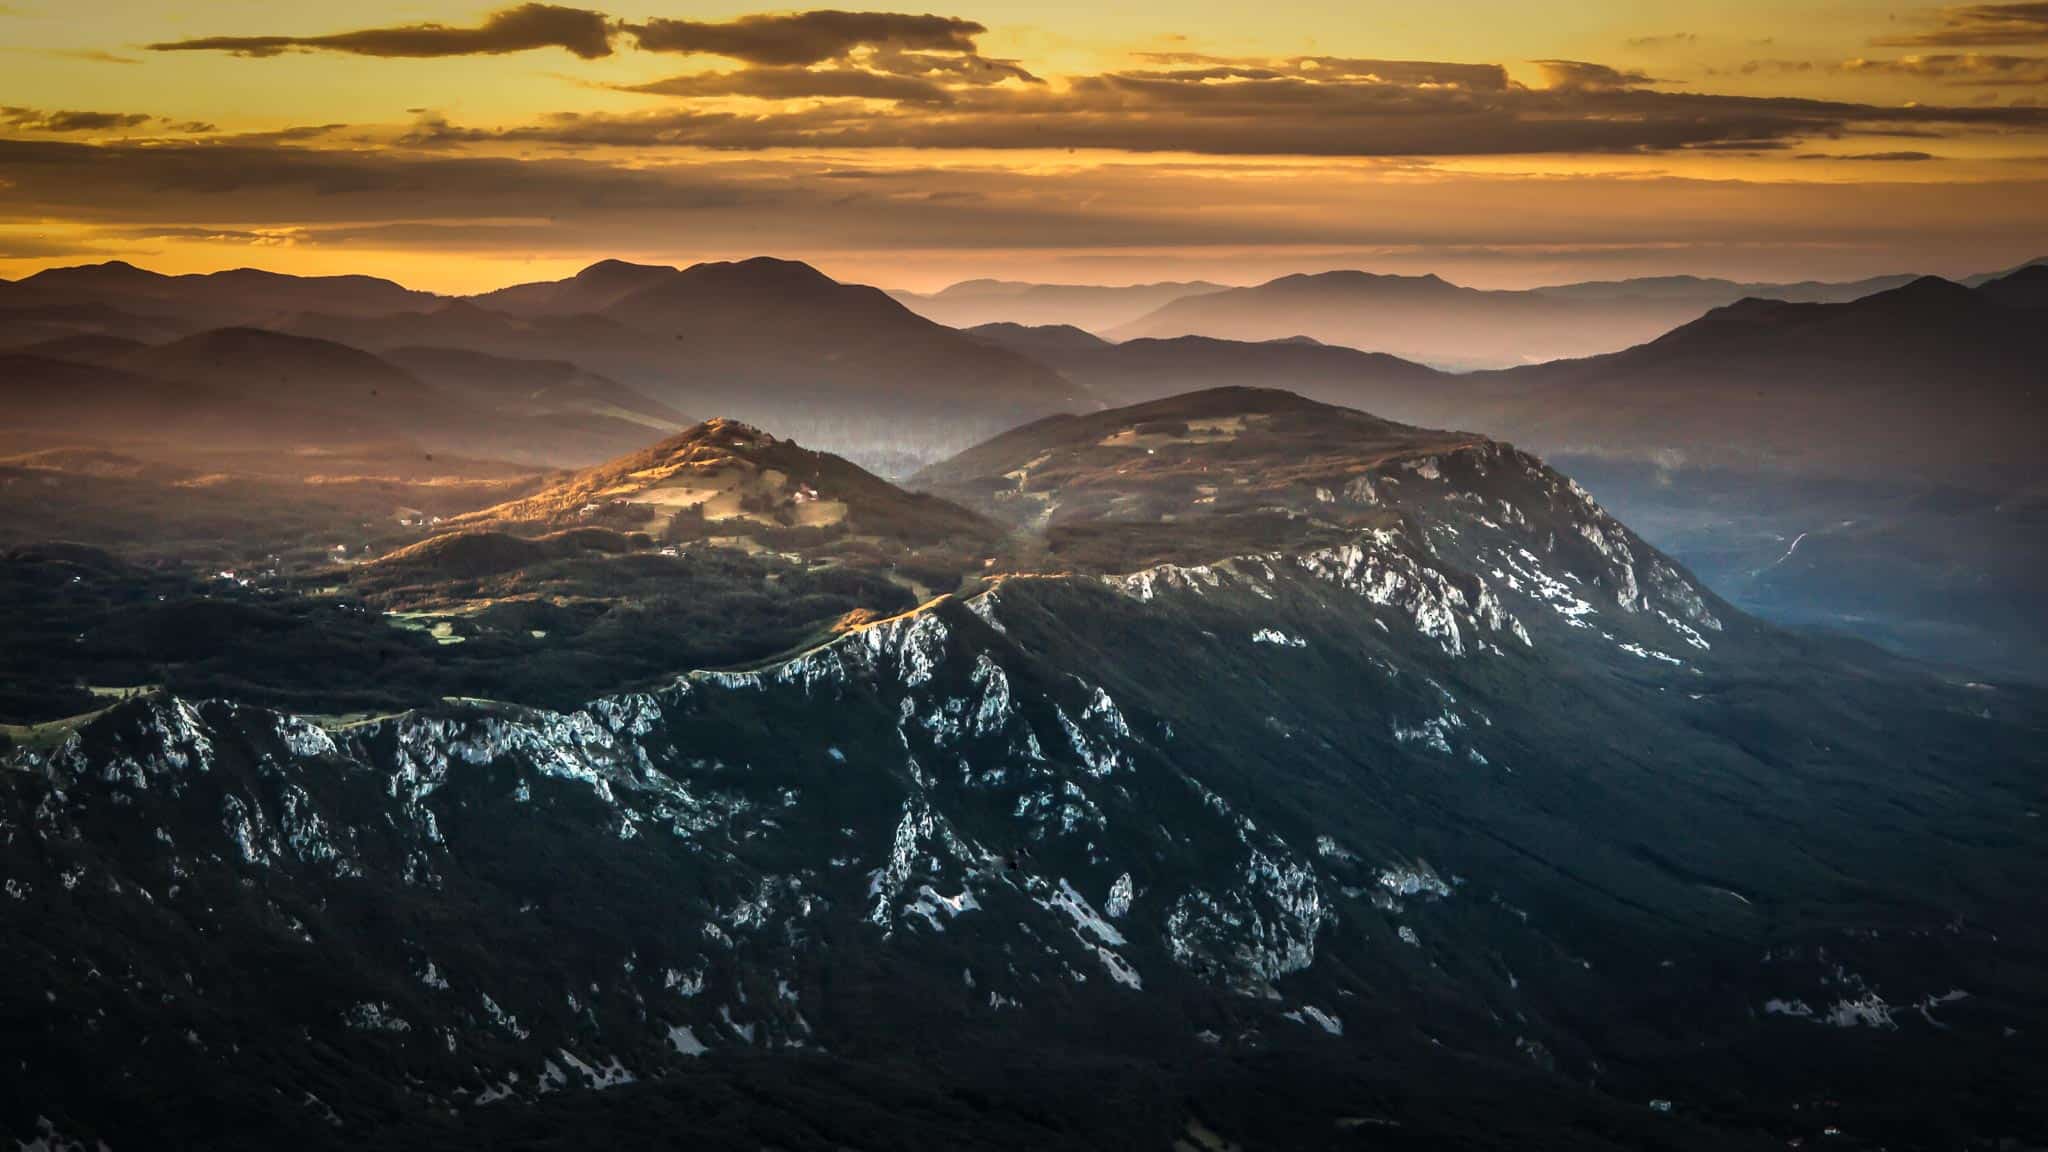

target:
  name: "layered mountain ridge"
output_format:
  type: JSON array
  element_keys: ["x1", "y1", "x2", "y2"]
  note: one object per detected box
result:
[
  {"x1": 1097, "y1": 264, "x2": 2018, "y2": 368},
  {"x1": 1, "y1": 256, "x2": 1092, "y2": 473}
]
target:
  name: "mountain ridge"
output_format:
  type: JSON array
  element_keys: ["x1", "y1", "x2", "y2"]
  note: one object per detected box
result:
[{"x1": 1104, "y1": 266, "x2": 1961, "y2": 368}]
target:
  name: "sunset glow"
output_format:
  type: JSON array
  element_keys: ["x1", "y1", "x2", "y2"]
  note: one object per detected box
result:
[{"x1": 5, "y1": 0, "x2": 2047, "y2": 290}]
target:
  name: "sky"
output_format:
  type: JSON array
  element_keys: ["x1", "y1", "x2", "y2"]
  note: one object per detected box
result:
[{"x1": 2, "y1": 1, "x2": 2047, "y2": 291}]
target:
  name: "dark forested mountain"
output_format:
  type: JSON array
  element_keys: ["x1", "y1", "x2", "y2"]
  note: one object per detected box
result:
[
  {"x1": 5, "y1": 390, "x2": 2044, "y2": 1150},
  {"x1": 9, "y1": 332, "x2": 151, "y2": 366},
  {"x1": 2, "y1": 328, "x2": 428, "y2": 451},
  {"x1": 1107, "y1": 269, "x2": 1922, "y2": 369},
  {"x1": 279, "y1": 299, "x2": 649, "y2": 380},
  {"x1": 381, "y1": 345, "x2": 688, "y2": 464},
  {"x1": 1472, "y1": 275, "x2": 2044, "y2": 486},
  {"x1": 1452, "y1": 274, "x2": 2048, "y2": 678},
  {"x1": 890, "y1": 278, "x2": 1228, "y2": 331},
  {"x1": 1974, "y1": 262, "x2": 2048, "y2": 310},
  {"x1": 0, "y1": 325, "x2": 682, "y2": 465}
]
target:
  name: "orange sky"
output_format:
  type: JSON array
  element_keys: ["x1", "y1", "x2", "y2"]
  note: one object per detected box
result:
[{"x1": 2, "y1": 1, "x2": 2046, "y2": 290}]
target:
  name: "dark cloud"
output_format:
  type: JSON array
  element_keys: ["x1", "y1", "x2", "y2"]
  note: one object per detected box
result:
[
  {"x1": 111, "y1": 226, "x2": 301, "y2": 243},
  {"x1": 616, "y1": 44, "x2": 1039, "y2": 106},
  {"x1": 1, "y1": 107, "x2": 155, "y2": 132},
  {"x1": 1532, "y1": 60, "x2": 1661, "y2": 91},
  {"x1": 424, "y1": 74, "x2": 2048, "y2": 158},
  {"x1": 0, "y1": 136, "x2": 1304, "y2": 255},
  {"x1": 4, "y1": 136, "x2": 2044, "y2": 274},
  {"x1": 1795, "y1": 150, "x2": 1940, "y2": 161},
  {"x1": 863, "y1": 48, "x2": 1040, "y2": 85},
  {"x1": 1875, "y1": 2, "x2": 2048, "y2": 46},
  {"x1": 622, "y1": 66, "x2": 952, "y2": 104},
  {"x1": 1718, "y1": 59, "x2": 1818, "y2": 76},
  {"x1": 1625, "y1": 33, "x2": 1699, "y2": 48},
  {"x1": 1129, "y1": 54, "x2": 1509, "y2": 91},
  {"x1": 146, "y1": 3, "x2": 615, "y2": 60},
  {"x1": 1841, "y1": 53, "x2": 2048, "y2": 84},
  {"x1": 623, "y1": 11, "x2": 984, "y2": 65}
]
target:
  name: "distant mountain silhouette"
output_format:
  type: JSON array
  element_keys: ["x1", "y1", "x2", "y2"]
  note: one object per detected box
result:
[
  {"x1": 2, "y1": 258, "x2": 1098, "y2": 474},
  {"x1": 1108, "y1": 269, "x2": 1924, "y2": 368},
  {"x1": 0, "y1": 330, "x2": 423, "y2": 451},
  {"x1": 384, "y1": 345, "x2": 683, "y2": 430},
  {"x1": 464, "y1": 257, "x2": 1097, "y2": 469},
  {"x1": 963, "y1": 322, "x2": 1113, "y2": 359},
  {"x1": 1527, "y1": 272, "x2": 1921, "y2": 304},
  {"x1": 131, "y1": 325, "x2": 428, "y2": 400},
  {"x1": 10, "y1": 331, "x2": 150, "y2": 366},
  {"x1": 0, "y1": 261, "x2": 440, "y2": 330},
  {"x1": 968, "y1": 325, "x2": 1448, "y2": 416},
  {"x1": 4, "y1": 326, "x2": 674, "y2": 464},
  {"x1": 470, "y1": 259, "x2": 681, "y2": 317},
  {"x1": 890, "y1": 278, "x2": 1227, "y2": 331},
  {"x1": 1476, "y1": 276, "x2": 2045, "y2": 487},
  {"x1": 1960, "y1": 255, "x2": 2048, "y2": 288}
]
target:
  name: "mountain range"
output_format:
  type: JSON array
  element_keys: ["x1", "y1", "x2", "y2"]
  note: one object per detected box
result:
[
  {"x1": 965, "y1": 325, "x2": 1446, "y2": 413},
  {"x1": 4, "y1": 389, "x2": 2043, "y2": 1149},
  {"x1": 972, "y1": 268, "x2": 2048, "y2": 679},
  {"x1": 1100, "y1": 269, "x2": 1944, "y2": 370},
  {"x1": 892, "y1": 269, "x2": 2002, "y2": 357},
  {"x1": 1, "y1": 257, "x2": 1090, "y2": 473},
  {"x1": 5, "y1": 254, "x2": 2045, "y2": 682},
  {"x1": 888, "y1": 278, "x2": 1228, "y2": 331}
]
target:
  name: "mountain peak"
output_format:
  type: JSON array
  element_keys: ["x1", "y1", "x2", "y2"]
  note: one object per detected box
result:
[
  {"x1": 915, "y1": 386, "x2": 1482, "y2": 536},
  {"x1": 652, "y1": 415, "x2": 778, "y2": 454},
  {"x1": 1879, "y1": 273, "x2": 1973, "y2": 303},
  {"x1": 446, "y1": 418, "x2": 994, "y2": 552},
  {"x1": 1654, "y1": 272, "x2": 1987, "y2": 345},
  {"x1": 965, "y1": 321, "x2": 1113, "y2": 356},
  {"x1": 572, "y1": 258, "x2": 676, "y2": 284},
  {"x1": 679, "y1": 256, "x2": 839, "y2": 292},
  {"x1": 20, "y1": 259, "x2": 163, "y2": 286},
  {"x1": 1273, "y1": 269, "x2": 1456, "y2": 292}
]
